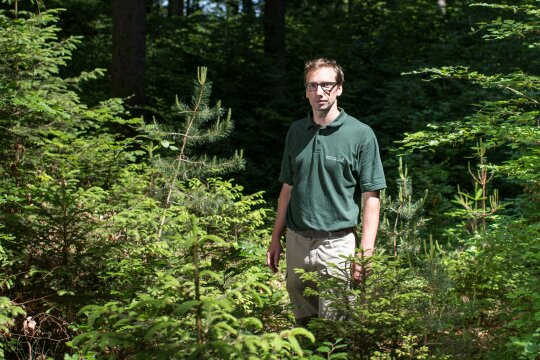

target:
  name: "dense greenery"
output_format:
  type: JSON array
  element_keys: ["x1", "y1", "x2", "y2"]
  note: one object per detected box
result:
[{"x1": 0, "y1": 0, "x2": 538, "y2": 359}]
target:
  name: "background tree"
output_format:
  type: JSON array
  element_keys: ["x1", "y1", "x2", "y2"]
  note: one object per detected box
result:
[
  {"x1": 242, "y1": 0, "x2": 254, "y2": 16},
  {"x1": 111, "y1": 0, "x2": 146, "y2": 105},
  {"x1": 168, "y1": 0, "x2": 184, "y2": 17},
  {"x1": 263, "y1": 0, "x2": 286, "y2": 95}
]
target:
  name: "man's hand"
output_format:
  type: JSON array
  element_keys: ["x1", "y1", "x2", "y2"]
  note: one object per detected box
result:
[
  {"x1": 351, "y1": 262, "x2": 371, "y2": 282},
  {"x1": 352, "y1": 191, "x2": 380, "y2": 282},
  {"x1": 267, "y1": 184, "x2": 292, "y2": 274},
  {"x1": 266, "y1": 240, "x2": 283, "y2": 273}
]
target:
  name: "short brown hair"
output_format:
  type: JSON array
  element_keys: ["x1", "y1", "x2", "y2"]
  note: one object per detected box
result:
[{"x1": 304, "y1": 58, "x2": 344, "y2": 84}]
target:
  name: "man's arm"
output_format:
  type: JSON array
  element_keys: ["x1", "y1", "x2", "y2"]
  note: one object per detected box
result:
[
  {"x1": 352, "y1": 190, "x2": 381, "y2": 281},
  {"x1": 266, "y1": 183, "x2": 292, "y2": 273}
]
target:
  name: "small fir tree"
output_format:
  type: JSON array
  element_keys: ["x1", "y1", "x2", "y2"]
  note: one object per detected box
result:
[
  {"x1": 450, "y1": 140, "x2": 503, "y2": 233},
  {"x1": 379, "y1": 157, "x2": 429, "y2": 259},
  {"x1": 140, "y1": 67, "x2": 245, "y2": 237}
]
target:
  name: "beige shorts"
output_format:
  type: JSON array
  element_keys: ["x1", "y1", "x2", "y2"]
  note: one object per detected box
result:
[{"x1": 285, "y1": 228, "x2": 356, "y2": 321}]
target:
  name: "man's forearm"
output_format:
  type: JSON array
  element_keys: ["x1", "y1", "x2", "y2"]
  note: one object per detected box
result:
[
  {"x1": 358, "y1": 191, "x2": 381, "y2": 257},
  {"x1": 267, "y1": 184, "x2": 292, "y2": 272},
  {"x1": 271, "y1": 183, "x2": 292, "y2": 243}
]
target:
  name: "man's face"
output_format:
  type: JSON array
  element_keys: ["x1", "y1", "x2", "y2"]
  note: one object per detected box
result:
[{"x1": 305, "y1": 67, "x2": 343, "y2": 112}]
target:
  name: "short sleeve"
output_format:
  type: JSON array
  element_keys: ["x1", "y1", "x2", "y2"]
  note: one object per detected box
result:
[
  {"x1": 279, "y1": 128, "x2": 294, "y2": 185},
  {"x1": 357, "y1": 130, "x2": 386, "y2": 192}
]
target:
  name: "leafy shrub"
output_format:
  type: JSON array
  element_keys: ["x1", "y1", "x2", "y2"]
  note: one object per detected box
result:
[
  {"x1": 71, "y1": 211, "x2": 311, "y2": 359},
  {"x1": 298, "y1": 254, "x2": 434, "y2": 359},
  {"x1": 444, "y1": 221, "x2": 540, "y2": 359},
  {"x1": 0, "y1": 8, "x2": 143, "y2": 358}
]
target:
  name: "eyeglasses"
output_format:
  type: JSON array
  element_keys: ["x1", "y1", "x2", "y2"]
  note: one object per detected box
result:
[{"x1": 305, "y1": 82, "x2": 339, "y2": 92}]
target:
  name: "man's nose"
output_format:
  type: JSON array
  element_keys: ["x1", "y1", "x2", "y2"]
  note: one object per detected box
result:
[{"x1": 315, "y1": 84, "x2": 325, "y2": 95}]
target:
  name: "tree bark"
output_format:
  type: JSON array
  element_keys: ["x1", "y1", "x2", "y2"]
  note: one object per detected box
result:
[
  {"x1": 168, "y1": 0, "x2": 184, "y2": 17},
  {"x1": 112, "y1": 0, "x2": 146, "y2": 105},
  {"x1": 263, "y1": 0, "x2": 286, "y2": 59},
  {"x1": 263, "y1": 0, "x2": 286, "y2": 98}
]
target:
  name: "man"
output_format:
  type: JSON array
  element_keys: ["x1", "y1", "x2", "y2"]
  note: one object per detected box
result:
[{"x1": 266, "y1": 58, "x2": 386, "y2": 326}]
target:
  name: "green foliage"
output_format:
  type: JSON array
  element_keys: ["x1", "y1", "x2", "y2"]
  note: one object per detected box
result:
[
  {"x1": 310, "y1": 338, "x2": 348, "y2": 360},
  {"x1": 141, "y1": 66, "x2": 244, "y2": 183},
  {"x1": 0, "y1": 225, "x2": 26, "y2": 359},
  {"x1": 446, "y1": 140, "x2": 505, "y2": 233},
  {"x1": 177, "y1": 177, "x2": 269, "y2": 241},
  {"x1": 140, "y1": 67, "x2": 246, "y2": 239},
  {"x1": 400, "y1": 2, "x2": 540, "y2": 212},
  {"x1": 71, "y1": 213, "x2": 311, "y2": 359},
  {"x1": 507, "y1": 292, "x2": 540, "y2": 359},
  {"x1": 398, "y1": 7, "x2": 540, "y2": 356},
  {"x1": 443, "y1": 220, "x2": 540, "y2": 359},
  {"x1": 473, "y1": 2, "x2": 540, "y2": 47},
  {"x1": 298, "y1": 254, "x2": 433, "y2": 359},
  {"x1": 0, "y1": 10, "x2": 298, "y2": 359},
  {"x1": 0, "y1": 8, "x2": 143, "y2": 358},
  {"x1": 370, "y1": 335, "x2": 445, "y2": 360},
  {"x1": 379, "y1": 157, "x2": 429, "y2": 259},
  {"x1": 0, "y1": 8, "x2": 106, "y2": 136}
]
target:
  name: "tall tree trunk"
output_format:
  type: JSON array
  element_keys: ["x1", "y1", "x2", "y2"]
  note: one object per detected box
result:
[
  {"x1": 168, "y1": 0, "x2": 184, "y2": 17},
  {"x1": 264, "y1": 0, "x2": 286, "y2": 98},
  {"x1": 264, "y1": 0, "x2": 285, "y2": 80},
  {"x1": 112, "y1": 0, "x2": 146, "y2": 105},
  {"x1": 264, "y1": 0, "x2": 285, "y2": 60},
  {"x1": 242, "y1": 0, "x2": 253, "y2": 16}
]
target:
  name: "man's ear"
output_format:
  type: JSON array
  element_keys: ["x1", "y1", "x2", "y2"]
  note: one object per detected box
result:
[{"x1": 337, "y1": 84, "x2": 343, "y2": 97}]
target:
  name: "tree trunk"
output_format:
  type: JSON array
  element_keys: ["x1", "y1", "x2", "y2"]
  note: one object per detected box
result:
[
  {"x1": 264, "y1": 0, "x2": 285, "y2": 60},
  {"x1": 168, "y1": 0, "x2": 184, "y2": 17},
  {"x1": 242, "y1": 0, "x2": 253, "y2": 16},
  {"x1": 263, "y1": 0, "x2": 286, "y2": 98},
  {"x1": 111, "y1": 0, "x2": 146, "y2": 105}
]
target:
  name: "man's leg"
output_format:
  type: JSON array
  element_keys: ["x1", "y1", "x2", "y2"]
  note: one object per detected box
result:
[
  {"x1": 315, "y1": 232, "x2": 356, "y2": 320},
  {"x1": 285, "y1": 229, "x2": 319, "y2": 325}
]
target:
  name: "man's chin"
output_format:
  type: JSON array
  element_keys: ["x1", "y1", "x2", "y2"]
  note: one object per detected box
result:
[{"x1": 313, "y1": 104, "x2": 329, "y2": 111}]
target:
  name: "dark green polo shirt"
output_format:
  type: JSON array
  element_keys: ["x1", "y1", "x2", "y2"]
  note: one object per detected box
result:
[{"x1": 279, "y1": 109, "x2": 386, "y2": 232}]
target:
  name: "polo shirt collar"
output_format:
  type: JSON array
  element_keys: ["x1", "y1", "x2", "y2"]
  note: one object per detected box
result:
[{"x1": 305, "y1": 108, "x2": 347, "y2": 129}]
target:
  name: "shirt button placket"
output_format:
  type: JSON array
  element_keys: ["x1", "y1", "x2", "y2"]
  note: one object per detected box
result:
[{"x1": 314, "y1": 128, "x2": 321, "y2": 154}]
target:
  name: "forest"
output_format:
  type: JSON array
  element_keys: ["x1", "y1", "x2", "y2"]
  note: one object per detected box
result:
[{"x1": 0, "y1": 0, "x2": 538, "y2": 358}]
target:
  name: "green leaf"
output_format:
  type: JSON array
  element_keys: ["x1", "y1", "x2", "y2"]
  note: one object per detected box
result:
[
  {"x1": 57, "y1": 290, "x2": 75, "y2": 296},
  {"x1": 144, "y1": 321, "x2": 173, "y2": 341},
  {"x1": 174, "y1": 299, "x2": 200, "y2": 315}
]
